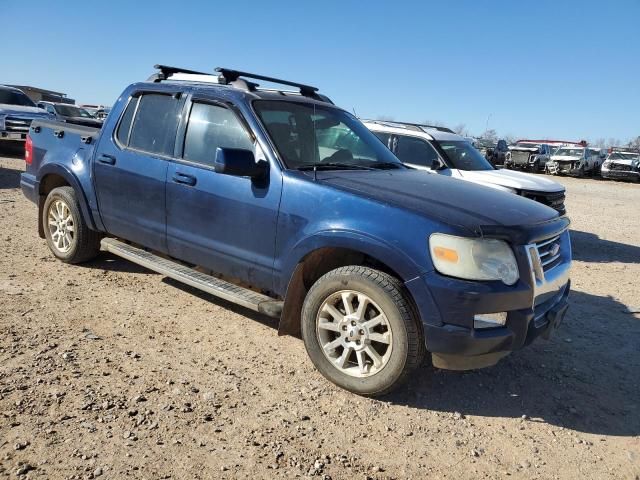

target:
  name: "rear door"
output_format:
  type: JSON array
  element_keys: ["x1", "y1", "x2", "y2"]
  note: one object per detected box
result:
[
  {"x1": 165, "y1": 97, "x2": 281, "y2": 291},
  {"x1": 93, "y1": 90, "x2": 183, "y2": 252}
]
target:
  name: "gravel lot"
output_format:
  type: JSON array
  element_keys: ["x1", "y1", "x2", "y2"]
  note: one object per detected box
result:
[{"x1": 1, "y1": 146, "x2": 638, "y2": 480}]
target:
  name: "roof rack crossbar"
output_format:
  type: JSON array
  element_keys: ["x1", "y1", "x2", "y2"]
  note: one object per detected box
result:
[
  {"x1": 147, "y1": 64, "x2": 332, "y2": 103},
  {"x1": 215, "y1": 67, "x2": 319, "y2": 96},
  {"x1": 148, "y1": 64, "x2": 215, "y2": 83}
]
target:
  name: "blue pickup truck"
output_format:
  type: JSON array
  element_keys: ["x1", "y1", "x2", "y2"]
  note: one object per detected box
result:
[{"x1": 21, "y1": 65, "x2": 571, "y2": 396}]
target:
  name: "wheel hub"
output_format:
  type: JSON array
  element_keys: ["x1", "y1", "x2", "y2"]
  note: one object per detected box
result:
[{"x1": 316, "y1": 290, "x2": 393, "y2": 378}]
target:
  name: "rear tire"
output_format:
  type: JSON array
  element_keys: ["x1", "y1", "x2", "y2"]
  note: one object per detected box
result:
[
  {"x1": 301, "y1": 266, "x2": 425, "y2": 396},
  {"x1": 43, "y1": 186, "x2": 101, "y2": 264}
]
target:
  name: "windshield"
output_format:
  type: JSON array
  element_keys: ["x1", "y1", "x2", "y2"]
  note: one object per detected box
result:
[
  {"x1": 0, "y1": 88, "x2": 36, "y2": 107},
  {"x1": 554, "y1": 148, "x2": 583, "y2": 157},
  {"x1": 254, "y1": 100, "x2": 403, "y2": 170},
  {"x1": 514, "y1": 143, "x2": 538, "y2": 149},
  {"x1": 437, "y1": 140, "x2": 494, "y2": 171},
  {"x1": 54, "y1": 104, "x2": 94, "y2": 118}
]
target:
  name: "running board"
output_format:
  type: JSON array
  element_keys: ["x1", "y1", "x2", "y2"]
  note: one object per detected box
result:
[{"x1": 100, "y1": 238, "x2": 283, "y2": 318}]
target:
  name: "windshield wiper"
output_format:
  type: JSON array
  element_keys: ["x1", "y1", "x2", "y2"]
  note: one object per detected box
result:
[
  {"x1": 369, "y1": 162, "x2": 404, "y2": 170},
  {"x1": 297, "y1": 162, "x2": 374, "y2": 171}
]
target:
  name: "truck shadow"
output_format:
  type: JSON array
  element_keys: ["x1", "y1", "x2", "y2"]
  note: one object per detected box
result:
[
  {"x1": 571, "y1": 230, "x2": 640, "y2": 264},
  {"x1": 385, "y1": 289, "x2": 640, "y2": 437},
  {"x1": 81, "y1": 253, "x2": 280, "y2": 331},
  {"x1": 0, "y1": 165, "x2": 22, "y2": 189}
]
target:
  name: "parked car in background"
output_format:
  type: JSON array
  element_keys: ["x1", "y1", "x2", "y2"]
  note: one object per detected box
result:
[
  {"x1": 37, "y1": 101, "x2": 103, "y2": 128},
  {"x1": 21, "y1": 64, "x2": 571, "y2": 395},
  {"x1": 505, "y1": 141, "x2": 552, "y2": 172},
  {"x1": 0, "y1": 85, "x2": 53, "y2": 143},
  {"x1": 546, "y1": 145, "x2": 606, "y2": 176},
  {"x1": 486, "y1": 139, "x2": 509, "y2": 166},
  {"x1": 363, "y1": 120, "x2": 567, "y2": 214},
  {"x1": 601, "y1": 149, "x2": 640, "y2": 182},
  {"x1": 80, "y1": 104, "x2": 111, "y2": 120}
]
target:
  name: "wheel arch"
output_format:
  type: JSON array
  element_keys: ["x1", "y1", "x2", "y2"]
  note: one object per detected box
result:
[
  {"x1": 37, "y1": 165, "x2": 96, "y2": 238},
  {"x1": 277, "y1": 232, "x2": 423, "y2": 337}
]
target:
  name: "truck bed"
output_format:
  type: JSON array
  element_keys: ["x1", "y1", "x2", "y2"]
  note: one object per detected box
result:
[{"x1": 27, "y1": 119, "x2": 101, "y2": 175}]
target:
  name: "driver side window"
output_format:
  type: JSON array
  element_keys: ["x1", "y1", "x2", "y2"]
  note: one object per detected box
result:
[{"x1": 394, "y1": 135, "x2": 440, "y2": 167}]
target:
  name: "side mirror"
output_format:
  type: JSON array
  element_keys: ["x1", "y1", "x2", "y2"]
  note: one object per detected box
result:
[
  {"x1": 214, "y1": 147, "x2": 267, "y2": 178},
  {"x1": 430, "y1": 158, "x2": 443, "y2": 170}
]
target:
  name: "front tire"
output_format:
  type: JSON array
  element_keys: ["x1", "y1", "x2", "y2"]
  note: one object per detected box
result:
[
  {"x1": 43, "y1": 186, "x2": 101, "y2": 264},
  {"x1": 301, "y1": 266, "x2": 425, "y2": 396}
]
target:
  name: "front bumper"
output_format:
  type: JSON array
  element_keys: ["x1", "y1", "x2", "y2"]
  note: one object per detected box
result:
[
  {"x1": 601, "y1": 168, "x2": 639, "y2": 181},
  {"x1": 405, "y1": 230, "x2": 571, "y2": 370}
]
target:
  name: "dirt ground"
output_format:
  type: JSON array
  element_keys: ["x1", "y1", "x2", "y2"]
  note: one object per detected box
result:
[{"x1": 1, "y1": 147, "x2": 638, "y2": 480}]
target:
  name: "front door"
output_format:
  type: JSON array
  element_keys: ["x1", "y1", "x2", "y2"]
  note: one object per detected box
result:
[
  {"x1": 94, "y1": 91, "x2": 183, "y2": 252},
  {"x1": 165, "y1": 99, "x2": 281, "y2": 292}
]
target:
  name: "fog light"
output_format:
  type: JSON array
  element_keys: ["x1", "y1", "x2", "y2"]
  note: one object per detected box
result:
[{"x1": 474, "y1": 312, "x2": 508, "y2": 329}]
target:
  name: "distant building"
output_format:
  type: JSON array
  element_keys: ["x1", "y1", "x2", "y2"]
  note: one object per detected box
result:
[{"x1": 8, "y1": 85, "x2": 75, "y2": 105}]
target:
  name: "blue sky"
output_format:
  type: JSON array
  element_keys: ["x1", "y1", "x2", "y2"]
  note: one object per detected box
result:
[{"x1": 2, "y1": 0, "x2": 639, "y2": 142}]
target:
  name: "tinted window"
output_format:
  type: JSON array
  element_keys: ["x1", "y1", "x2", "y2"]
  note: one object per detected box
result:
[
  {"x1": 116, "y1": 97, "x2": 138, "y2": 146},
  {"x1": 183, "y1": 103, "x2": 253, "y2": 165},
  {"x1": 129, "y1": 94, "x2": 180, "y2": 156},
  {"x1": 373, "y1": 132, "x2": 391, "y2": 148},
  {"x1": 395, "y1": 135, "x2": 440, "y2": 167}
]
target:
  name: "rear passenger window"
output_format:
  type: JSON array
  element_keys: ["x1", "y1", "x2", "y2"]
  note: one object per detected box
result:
[
  {"x1": 128, "y1": 93, "x2": 180, "y2": 156},
  {"x1": 395, "y1": 135, "x2": 440, "y2": 167},
  {"x1": 183, "y1": 103, "x2": 253, "y2": 165},
  {"x1": 116, "y1": 97, "x2": 138, "y2": 146}
]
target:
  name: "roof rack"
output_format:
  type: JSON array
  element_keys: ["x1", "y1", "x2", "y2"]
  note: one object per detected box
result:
[
  {"x1": 362, "y1": 119, "x2": 455, "y2": 134},
  {"x1": 147, "y1": 64, "x2": 331, "y2": 103}
]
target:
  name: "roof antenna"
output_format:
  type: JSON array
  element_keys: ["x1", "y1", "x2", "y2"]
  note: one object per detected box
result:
[
  {"x1": 352, "y1": 107, "x2": 358, "y2": 117},
  {"x1": 313, "y1": 165, "x2": 318, "y2": 181}
]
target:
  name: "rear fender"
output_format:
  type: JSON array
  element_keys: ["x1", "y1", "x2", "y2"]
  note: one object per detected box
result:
[{"x1": 37, "y1": 163, "x2": 97, "y2": 236}]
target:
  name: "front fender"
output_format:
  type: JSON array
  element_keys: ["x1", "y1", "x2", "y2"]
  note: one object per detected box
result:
[
  {"x1": 278, "y1": 229, "x2": 426, "y2": 294},
  {"x1": 37, "y1": 163, "x2": 98, "y2": 231}
]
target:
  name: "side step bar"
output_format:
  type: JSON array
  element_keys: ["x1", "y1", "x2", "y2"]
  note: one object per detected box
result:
[{"x1": 100, "y1": 238, "x2": 283, "y2": 318}]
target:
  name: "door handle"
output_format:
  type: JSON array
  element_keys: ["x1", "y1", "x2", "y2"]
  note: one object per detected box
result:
[
  {"x1": 172, "y1": 172, "x2": 197, "y2": 186},
  {"x1": 97, "y1": 154, "x2": 116, "y2": 165}
]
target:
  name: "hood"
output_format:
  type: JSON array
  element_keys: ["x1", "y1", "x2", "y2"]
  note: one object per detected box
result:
[
  {"x1": 316, "y1": 170, "x2": 558, "y2": 232},
  {"x1": 0, "y1": 103, "x2": 52, "y2": 118},
  {"x1": 510, "y1": 146, "x2": 539, "y2": 152},
  {"x1": 606, "y1": 158, "x2": 637, "y2": 166},
  {"x1": 458, "y1": 168, "x2": 564, "y2": 193}
]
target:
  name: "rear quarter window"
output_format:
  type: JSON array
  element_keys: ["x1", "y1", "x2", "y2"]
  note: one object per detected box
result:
[
  {"x1": 128, "y1": 93, "x2": 181, "y2": 156},
  {"x1": 115, "y1": 97, "x2": 138, "y2": 146}
]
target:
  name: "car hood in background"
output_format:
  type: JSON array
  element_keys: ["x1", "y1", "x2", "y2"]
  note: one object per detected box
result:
[
  {"x1": 0, "y1": 104, "x2": 52, "y2": 117},
  {"x1": 316, "y1": 169, "x2": 558, "y2": 231},
  {"x1": 605, "y1": 159, "x2": 637, "y2": 166},
  {"x1": 510, "y1": 146, "x2": 539, "y2": 152},
  {"x1": 551, "y1": 155, "x2": 582, "y2": 162},
  {"x1": 458, "y1": 168, "x2": 564, "y2": 193}
]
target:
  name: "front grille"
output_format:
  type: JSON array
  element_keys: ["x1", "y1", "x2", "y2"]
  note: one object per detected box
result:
[
  {"x1": 5, "y1": 116, "x2": 32, "y2": 133},
  {"x1": 535, "y1": 235, "x2": 562, "y2": 273},
  {"x1": 511, "y1": 151, "x2": 531, "y2": 165},
  {"x1": 608, "y1": 163, "x2": 632, "y2": 171},
  {"x1": 522, "y1": 190, "x2": 566, "y2": 215}
]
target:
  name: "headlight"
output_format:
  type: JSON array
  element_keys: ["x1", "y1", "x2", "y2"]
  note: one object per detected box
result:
[{"x1": 429, "y1": 233, "x2": 519, "y2": 285}]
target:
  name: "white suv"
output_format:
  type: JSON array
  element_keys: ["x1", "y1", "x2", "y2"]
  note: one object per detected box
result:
[{"x1": 363, "y1": 120, "x2": 566, "y2": 215}]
